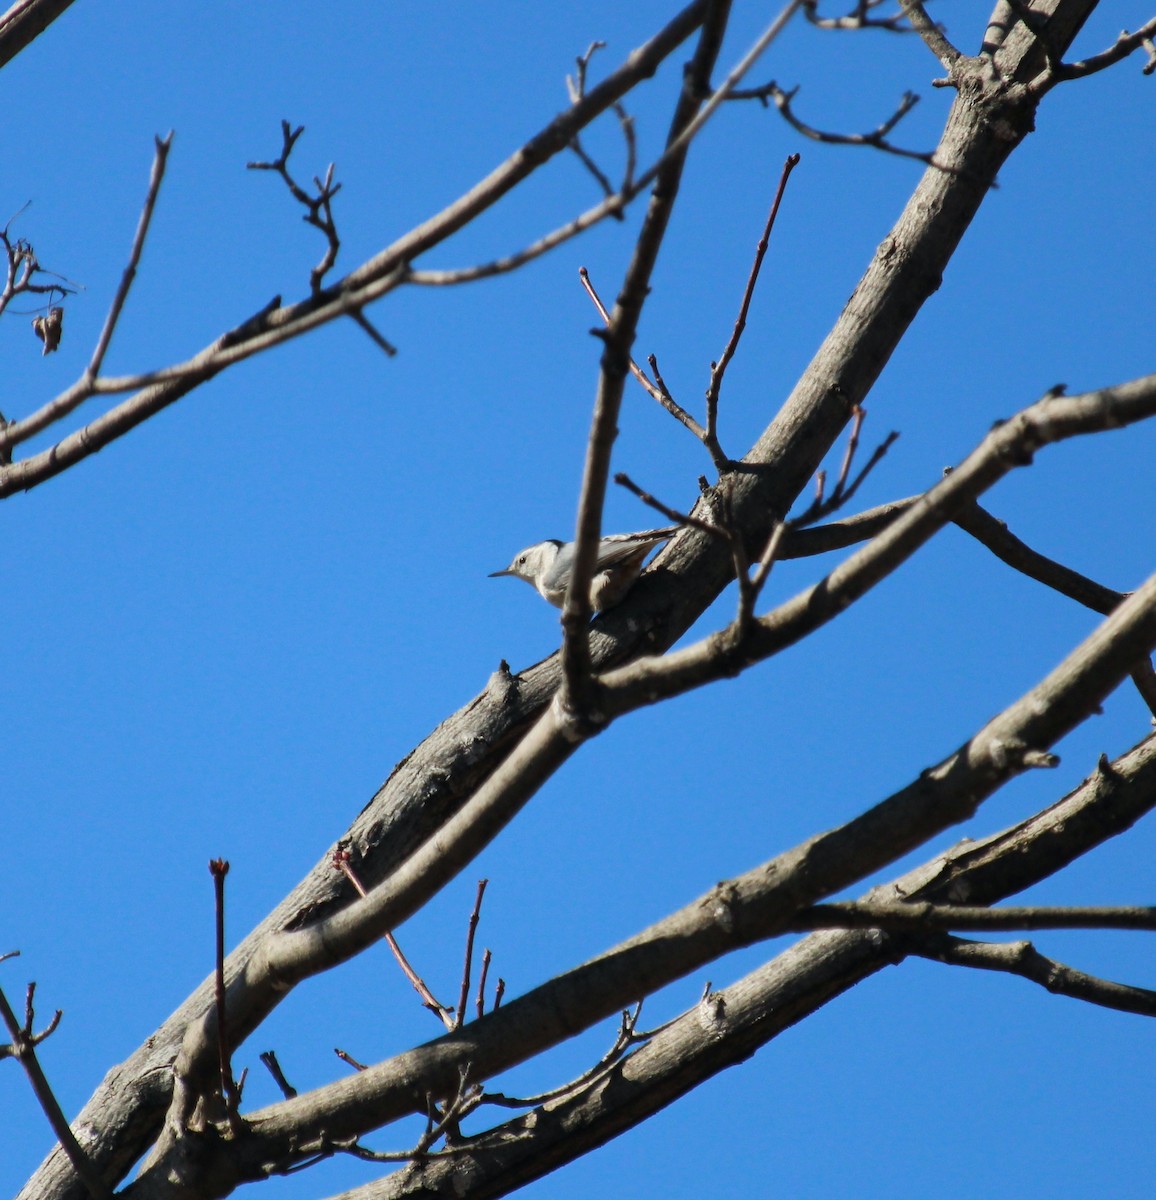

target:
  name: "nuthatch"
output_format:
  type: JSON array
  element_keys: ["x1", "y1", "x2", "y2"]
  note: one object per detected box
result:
[{"x1": 490, "y1": 527, "x2": 678, "y2": 610}]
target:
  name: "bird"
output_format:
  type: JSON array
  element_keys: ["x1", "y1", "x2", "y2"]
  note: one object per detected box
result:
[{"x1": 489, "y1": 526, "x2": 678, "y2": 610}]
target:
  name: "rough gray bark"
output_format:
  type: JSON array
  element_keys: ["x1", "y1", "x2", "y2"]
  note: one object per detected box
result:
[
  {"x1": 0, "y1": 0, "x2": 75, "y2": 70},
  {"x1": 18, "y1": 2, "x2": 1148, "y2": 1198}
]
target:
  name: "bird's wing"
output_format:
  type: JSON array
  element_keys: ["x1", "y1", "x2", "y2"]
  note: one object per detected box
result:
[{"x1": 593, "y1": 528, "x2": 676, "y2": 571}]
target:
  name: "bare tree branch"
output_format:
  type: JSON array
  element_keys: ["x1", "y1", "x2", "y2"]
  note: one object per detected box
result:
[
  {"x1": 605, "y1": 376, "x2": 1156, "y2": 713},
  {"x1": 21, "y1": 12, "x2": 1122, "y2": 1197},
  {"x1": 791, "y1": 900, "x2": 1156, "y2": 933},
  {"x1": 238, "y1": 731, "x2": 1156, "y2": 1200},
  {"x1": 1042, "y1": 15, "x2": 1156, "y2": 83},
  {"x1": 346, "y1": 732, "x2": 1156, "y2": 1200},
  {"x1": 0, "y1": 0, "x2": 713, "y2": 495},
  {"x1": 560, "y1": 5, "x2": 732, "y2": 706},
  {"x1": 560, "y1": 0, "x2": 804, "y2": 711},
  {"x1": 146, "y1": 534, "x2": 1156, "y2": 1191},
  {"x1": 87, "y1": 133, "x2": 172, "y2": 381},
  {"x1": 578, "y1": 266, "x2": 707, "y2": 439},
  {"x1": 899, "y1": 0, "x2": 963, "y2": 68},
  {"x1": 247, "y1": 121, "x2": 344, "y2": 294},
  {"x1": 0, "y1": 980, "x2": 111, "y2": 1200},
  {"x1": 915, "y1": 934, "x2": 1156, "y2": 1017},
  {"x1": 801, "y1": 0, "x2": 915, "y2": 31},
  {"x1": 0, "y1": 0, "x2": 76, "y2": 70},
  {"x1": 731, "y1": 81, "x2": 937, "y2": 164},
  {"x1": 703, "y1": 153, "x2": 799, "y2": 466}
]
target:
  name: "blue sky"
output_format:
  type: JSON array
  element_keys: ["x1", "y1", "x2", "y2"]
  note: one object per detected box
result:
[{"x1": 3, "y1": 3, "x2": 1155, "y2": 1197}]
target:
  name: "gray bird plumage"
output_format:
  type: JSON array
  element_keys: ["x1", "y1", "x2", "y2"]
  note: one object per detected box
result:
[{"x1": 489, "y1": 527, "x2": 677, "y2": 610}]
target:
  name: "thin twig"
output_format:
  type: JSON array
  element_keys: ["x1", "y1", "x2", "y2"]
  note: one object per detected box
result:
[
  {"x1": 346, "y1": 1067, "x2": 484, "y2": 1162},
  {"x1": 248, "y1": 121, "x2": 344, "y2": 294},
  {"x1": 566, "y1": 42, "x2": 618, "y2": 202},
  {"x1": 484, "y1": 1003, "x2": 645, "y2": 1108},
  {"x1": 617, "y1": 102, "x2": 637, "y2": 190},
  {"x1": 475, "y1": 948, "x2": 492, "y2": 1020},
  {"x1": 86, "y1": 132, "x2": 172, "y2": 381},
  {"x1": 1049, "y1": 17, "x2": 1156, "y2": 83},
  {"x1": 334, "y1": 1048, "x2": 368, "y2": 1071},
  {"x1": 334, "y1": 851, "x2": 454, "y2": 1028},
  {"x1": 617, "y1": 470, "x2": 785, "y2": 631},
  {"x1": 578, "y1": 266, "x2": 702, "y2": 433},
  {"x1": 258, "y1": 1050, "x2": 298, "y2": 1099},
  {"x1": 790, "y1": 408, "x2": 899, "y2": 525},
  {"x1": 348, "y1": 308, "x2": 398, "y2": 357},
  {"x1": 746, "y1": 520, "x2": 788, "y2": 607},
  {"x1": 454, "y1": 880, "x2": 488, "y2": 1031},
  {"x1": 832, "y1": 404, "x2": 866, "y2": 495},
  {"x1": 704, "y1": 152, "x2": 799, "y2": 465},
  {"x1": 0, "y1": 981, "x2": 112, "y2": 1200},
  {"x1": 732, "y1": 81, "x2": 937, "y2": 165},
  {"x1": 802, "y1": 0, "x2": 913, "y2": 32},
  {"x1": 209, "y1": 859, "x2": 243, "y2": 1129},
  {"x1": 0, "y1": 202, "x2": 79, "y2": 323},
  {"x1": 614, "y1": 471, "x2": 729, "y2": 540},
  {"x1": 898, "y1": 0, "x2": 963, "y2": 69}
]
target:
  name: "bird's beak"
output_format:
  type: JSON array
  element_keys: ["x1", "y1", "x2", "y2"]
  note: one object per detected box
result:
[{"x1": 489, "y1": 568, "x2": 514, "y2": 578}]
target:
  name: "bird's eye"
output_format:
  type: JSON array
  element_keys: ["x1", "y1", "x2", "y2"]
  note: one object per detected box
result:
[{"x1": 517, "y1": 555, "x2": 527, "y2": 567}]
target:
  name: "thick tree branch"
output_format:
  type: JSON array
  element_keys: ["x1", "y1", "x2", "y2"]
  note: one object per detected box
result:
[
  {"x1": 132, "y1": 557, "x2": 1156, "y2": 1196},
  {"x1": 24, "y1": 9, "x2": 1107, "y2": 1198},
  {"x1": 346, "y1": 732, "x2": 1156, "y2": 1200},
  {"x1": 0, "y1": 0, "x2": 75, "y2": 69},
  {"x1": 192, "y1": 372, "x2": 1156, "y2": 1118}
]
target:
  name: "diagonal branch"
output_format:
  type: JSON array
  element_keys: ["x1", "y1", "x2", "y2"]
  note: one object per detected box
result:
[
  {"x1": 703, "y1": 152, "x2": 799, "y2": 466},
  {"x1": 913, "y1": 933, "x2": 1156, "y2": 1017},
  {"x1": 0, "y1": 1, "x2": 713, "y2": 495},
  {"x1": 86, "y1": 133, "x2": 172, "y2": 382},
  {"x1": 0, "y1": 981, "x2": 112, "y2": 1200},
  {"x1": 203, "y1": 614, "x2": 1156, "y2": 1185},
  {"x1": 899, "y1": 0, "x2": 963, "y2": 69},
  {"x1": 559, "y1": 0, "x2": 739, "y2": 709},
  {"x1": 951, "y1": 498, "x2": 1156, "y2": 716},
  {"x1": 136, "y1": 373, "x2": 1156, "y2": 1194},
  {"x1": 1048, "y1": 16, "x2": 1156, "y2": 83},
  {"x1": 355, "y1": 732, "x2": 1156, "y2": 1200},
  {"x1": 578, "y1": 266, "x2": 707, "y2": 439},
  {"x1": 604, "y1": 375, "x2": 1156, "y2": 715},
  {"x1": 559, "y1": 0, "x2": 803, "y2": 709},
  {"x1": 0, "y1": 0, "x2": 76, "y2": 69}
]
